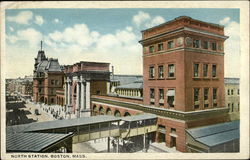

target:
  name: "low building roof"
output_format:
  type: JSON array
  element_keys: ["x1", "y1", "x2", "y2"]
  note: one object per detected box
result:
[
  {"x1": 7, "y1": 132, "x2": 73, "y2": 152},
  {"x1": 7, "y1": 115, "x2": 121, "y2": 133},
  {"x1": 121, "y1": 113, "x2": 157, "y2": 122},
  {"x1": 116, "y1": 81, "x2": 143, "y2": 89},
  {"x1": 224, "y1": 78, "x2": 240, "y2": 84},
  {"x1": 186, "y1": 120, "x2": 239, "y2": 147},
  {"x1": 110, "y1": 75, "x2": 143, "y2": 85}
]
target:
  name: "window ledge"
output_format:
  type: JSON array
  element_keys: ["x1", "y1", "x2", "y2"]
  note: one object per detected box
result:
[
  {"x1": 203, "y1": 77, "x2": 211, "y2": 80},
  {"x1": 212, "y1": 77, "x2": 219, "y2": 80},
  {"x1": 148, "y1": 78, "x2": 155, "y2": 80},
  {"x1": 157, "y1": 78, "x2": 165, "y2": 80},
  {"x1": 166, "y1": 77, "x2": 176, "y2": 80},
  {"x1": 192, "y1": 77, "x2": 202, "y2": 80}
]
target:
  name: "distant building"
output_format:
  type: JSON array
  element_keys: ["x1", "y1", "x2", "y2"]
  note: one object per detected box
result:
[
  {"x1": 6, "y1": 76, "x2": 33, "y2": 97},
  {"x1": 64, "y1": 61, "x2": 110, "y2": 118},
  {"x1": 33, "y1": 42, "x2": 64, "y2": 105},
  {"x1": 109, "y1": 74, "x2": 143, "y2": 99},
  {"x1": 225, "y1": 78, "x2": 240, "y2": 120}
]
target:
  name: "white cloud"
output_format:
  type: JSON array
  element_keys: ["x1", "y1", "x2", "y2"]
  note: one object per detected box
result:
[
  {"x1": 7, "y1": 28, "x2": 42, "y2": 47},
  {"x1": 132, "y1": 11, "x2": 165, "y2": 29},
  {"x1": 223, "y1": 19, "x2": 240, "y2": 78},
  {"x1": 132, "y1": 11, "x2": 150, "y2": 27},
  {"x1": 7, "y1": 11, "x2": 33, "y2": 25},
  {"x1": 54, "y1": 18, "x2": 60, "y2": 23},
  {"x1": 9, "y1": 26, "x2": 14, "y2": 32},
  {"x1": 145, "y1": 16, "x2": 165, "y2": 28},
  {"x1": 219, "y1": 17, "x2": 231, "y2": 25},
  {"x1": 34, "y1": 15, "x2": 44, "y2": 25}
]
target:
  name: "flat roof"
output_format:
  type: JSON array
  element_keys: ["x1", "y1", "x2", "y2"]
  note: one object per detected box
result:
[
  {"x1": 121, "y1": 113, "x2": 157, "y2": 122},
  {"x1": 7, "y1": 115, "x2": 121, "y2": 132},
  {"x1": 186, "y1": 120, "x2": 239, "y2": 147},
  {"x1": 7, "y1": 132, "x2": 73, "y2": 152}
]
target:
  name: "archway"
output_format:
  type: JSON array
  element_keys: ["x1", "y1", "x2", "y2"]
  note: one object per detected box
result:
[
  {"x1": 44, "y1": 97, "x2": 48, "y2": 104},
  {"x1": 106, "y1": 108, "x2": 112, "y2": 115},
  {"x1": 39, "y1": 96, "x2": 44, "y2": 103},
  {"x1": 99, "y1": 106, "x2": 105, "y2": 115},
  {"x1": 114, "y1": 110, "x2": 121, "y2": 117},
  {"x1": 93, "y1": 105, "x2": 98, "y2": 116},
  {"x1": 124, "y1": 112, "x2": 131, "y2": 117}
]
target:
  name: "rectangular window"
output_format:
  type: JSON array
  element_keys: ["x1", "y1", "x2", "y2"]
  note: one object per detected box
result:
[
  {"x1": 238, "y1": 103, "x2": 240, "y2": 111},
  {"x1": 55, "y1": 80, "x2": 59, "y2": 85},
  {"x1": 167, "y1": 89, "x2": 175, "y2": 107},
  {"x1": 218, "y1": 42, "x2": 223, "y2": 51},
  {"x1": 51, "y1": 80, "x2": 54, "y2": 85},
  {"x1": 158, "y1": 65, "x2": 164, "y2": 78},
  {"x1": 149, "y1": 66, "x2": 155, "y2": 79},
  {"x1": 171, "y1": 128, "x2": 176, "y2": 134},
  {"x1": 231, "y1": 89, "x2": 234, "y2": 95},
  {"x1": 212, "y1": 42, "x2": 217, "y2": 51},
  {"x1": 149, "y1": 46, "x2": 154, "y2": 53},
  {"x1": 203, "y1": 64, "x2": 208, "y2": 77},
  {"x1": 228, "y1": 89, "x2": 230, "y2": 95},
  {"x1": 193, "y1": 40, "x2": 200, "y2": 48},
  {"x1": 158, "y1": 43, "x2": 164, "y2": 51},
  {"x1": 213, "y1": 88, "x2": 217, "y2": 100},
  {"x1": 193, "y1": 63, "x2": 199, "y2": 77},
  {"x1": 204, "y1": 88, "x2": 209, "y2": 108},
  {"x1": 150, "y1": 88, "x2": 155, "y2": 99},
  {"x1": 168, "y1": 64, "x2": 175, "y2": 78},
  {"x1": 212, "y1": 64, "x2": 217, "y2": 77},
  {"x1": 167, "y1": 41, "x2": 174, "y2": 49},
  {"x1": 159, "y1": 89, "x2": 164, "y2": 100},
  {"x1": 232, "y1": 103, "x2": 234, "y2": 112},
  {"x1": 238, "y1": 89, "x2": 240, "y2": 95},
  {"x1": 213, "y1": 88, "x2": 217, "y2": 107},
  {"x1": 228, "y1": 103, "x2": 230, "y2": 108},
  {"x1": 203, "y1": 41, "x2": 209, "y2": 49},
  {"x1": 159, "y1": 89, "x2": 164, "y2": 106},
  {"x1": 194, "y1": 88, "x2": 200, "y2": 109}
]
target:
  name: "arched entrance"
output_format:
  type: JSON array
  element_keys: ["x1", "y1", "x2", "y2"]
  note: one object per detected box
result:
[
  {"x1": 39, "y1": 96, "x2": 44, "y2": 103},
  {"x1": 99, "y1": 106, "x2": 105, "y2": 115},
  {"x1": 93, "y1": 105, "x2": 98, "y2": 116},
  {"x1": 114, "y1": 110, "x2": 121, "y2": 117},
  {"x1": 106, "y1": 108, "x2": 112, "y2": 115},
  {"x1": 124, "y1": 112, "x2": 131, "y2": 117}
]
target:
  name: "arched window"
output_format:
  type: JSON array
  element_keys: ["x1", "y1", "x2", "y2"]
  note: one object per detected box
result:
[{"x1": 114, "y1": 110, "x2": 121, "y2": 117}]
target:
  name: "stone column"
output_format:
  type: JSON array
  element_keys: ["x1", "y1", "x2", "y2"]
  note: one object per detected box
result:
[
  {"x1": 81, "y1": 80, "x2": 85, "y2": 110},
  {"x1": 64, "y1": 82, "x2": 68, "y2": 106},
  {"x1": 76, "y1": 80, "x2": 80, "y2": 118},
  {"x1": 106, "y1": 82, "x2": 110, "y2": 95},
  {"x1": 86, "y1": 81, "x2": 90, "y2": 110},
  {"x1": 67, "y1": 80, "x2": 71, "y2": 114}
]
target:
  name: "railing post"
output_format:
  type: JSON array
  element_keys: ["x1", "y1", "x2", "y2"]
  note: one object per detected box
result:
[{"x1": 107, "y1": 137, "x2": 110, "y2": 152}]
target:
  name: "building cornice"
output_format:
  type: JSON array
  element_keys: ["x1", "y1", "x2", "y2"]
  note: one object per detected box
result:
[
  {"x1": 139, "y1": 27, "x2": 228, "y2": 44},
  {"x1": 143, "y1": 47, "x2": 224, "y2": 58}
]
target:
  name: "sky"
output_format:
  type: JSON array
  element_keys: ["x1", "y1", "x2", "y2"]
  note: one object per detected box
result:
[{"x1": 5, "y1": 8, "x2": 240, "y2": 79}]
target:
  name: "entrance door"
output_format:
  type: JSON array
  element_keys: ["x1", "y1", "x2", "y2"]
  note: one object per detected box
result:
[
  {"x1": 170, "y1": 136, "x2": 176, "y2": 148},
  {"x1": 158, "y1": 133, "x2": 166, "y2": 142}
]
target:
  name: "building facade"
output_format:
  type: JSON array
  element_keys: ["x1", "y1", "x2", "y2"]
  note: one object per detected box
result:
[
  {"x1": 91, "y1": 16, "x2": 231, "y2": 152},
  {"x1": 33, "y1": 46, "x2": 64, "y2": 105},
  {"x1": 64, "y1": 61, "x2": 110, "y2": 118},
  {"x1": 225, "y1": 78, "x2": 240, "y2": 120}
]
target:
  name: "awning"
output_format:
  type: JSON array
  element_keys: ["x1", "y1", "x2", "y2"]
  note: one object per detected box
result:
[{"x1": 167, "y1": 90, "x2": 175, "y2": 96}]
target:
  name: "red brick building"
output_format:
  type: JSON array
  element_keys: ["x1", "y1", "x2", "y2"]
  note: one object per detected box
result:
[
  {"x1": 91, "y1": 16, "x2": 230, "y2": 152},
  {"x1": 33, "y1": 46, "x2": 64, "y2": 105}
]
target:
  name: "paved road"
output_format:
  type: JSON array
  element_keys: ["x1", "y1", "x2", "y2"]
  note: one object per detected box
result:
[{"x1": 24, "y1": 103, "x2": 54, "y2": 122}]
